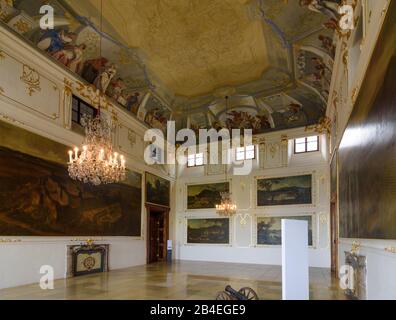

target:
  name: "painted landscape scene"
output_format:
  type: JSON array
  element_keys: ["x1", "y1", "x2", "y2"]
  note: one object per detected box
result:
[
  {"x1": 187, "y1": 182, "x2": 229, "y2": 209},
  {"x1": 187, "y1": 218, "x2": 229, "y2": 244},
  {"x1": 257, "y1": 216, "x2": 313, "y2": 246},
  {"x1": 146, "y1": 173, "x2": 170, "y2": 207},
  {"x1": 0, "y1": 147, "x2": 142, "y2": 236},
  {"x1": 257, "y1": 175, "x2": 312, "y2": 206}
]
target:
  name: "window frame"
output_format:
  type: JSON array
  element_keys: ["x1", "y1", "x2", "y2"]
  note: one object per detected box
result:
[
  {"x1": 235, "y1": 145, "x2": 256, "y2": 161},
  {"x1": 294, "y1": 136, "x2": 320, "y2": 154},
  {"x1": 187, "y1": 153, "x2": 205, "y2": 168},
  {"x1": 72, "y1": 95, "x2": 98, "y2": 127}
]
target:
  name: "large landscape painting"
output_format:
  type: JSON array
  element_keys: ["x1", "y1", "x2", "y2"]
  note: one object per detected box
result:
[
  {"x1": 257, "y1": 216, "x2": 313, "y2": 246},
  {"x1": 339, "y1": 4, "x2": 396, "y2": 239},
  {"x1": 0, "y1": 147, "x2": 142, "y2": 236},
  {"x1": 257, "y1": 175, "x2": 312, "y2": 206},
  {"x1": 187, "y1": 218, "x2": 229, "y2": 244},
  {"x1": 146, "y1": 173, "x2": 170, "y2": 207},
  {"x1": 187, "y1": 182, "x2": 229, "y2": 210}
]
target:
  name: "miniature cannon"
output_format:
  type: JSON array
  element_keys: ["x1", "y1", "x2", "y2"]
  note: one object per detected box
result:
[{"x1": 215, "y1": 285, "x2": 259, "y2": 300}]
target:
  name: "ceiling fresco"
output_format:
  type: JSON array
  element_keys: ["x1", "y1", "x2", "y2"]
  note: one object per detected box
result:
[{"x1": 0, "y1": 0, "x2": 340, "y2": 134}]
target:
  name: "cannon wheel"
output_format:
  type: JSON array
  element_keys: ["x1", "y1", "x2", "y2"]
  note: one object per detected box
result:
[
  {"x1": 238, "y1": 287, "x2": 259, "y2": 300},
  {"x1": 216, "y1": 291, "x2": 234, "y2": 300}
]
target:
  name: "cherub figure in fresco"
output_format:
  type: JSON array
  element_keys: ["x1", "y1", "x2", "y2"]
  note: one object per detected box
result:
[
  {"x1": 93, "y1": 64, "x2": 117, "y2": 93},
  {"x1": 318, "y1": 34, "x2": 336, "y2": 57},
  {"x1": 37, "y1": 29, "x2": 75, "y2": 53},
  {"x1": 299, "y1": 0, "x2": 341, "y2": 20},
  {"x1": 51, "y1": 43, "x2": 86, "y2": 74},
  {"x1": 80, "y1": 57, "x2": 108, "y2": 84}
]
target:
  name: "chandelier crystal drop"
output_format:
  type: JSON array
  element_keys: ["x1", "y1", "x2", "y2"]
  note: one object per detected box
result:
[
  {"x1": 216, "y1": 191, "x2": 237, "y2": 216},
  {"x1": 67, "y1": 114, "x2": 126, "y2": 185}
]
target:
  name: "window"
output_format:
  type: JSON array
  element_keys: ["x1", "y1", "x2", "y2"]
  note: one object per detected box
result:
[
  {"x1": 72, "y1": 95, "x2": 97, "y2": 126},
  {"x1": 149, "y1": 145, "x2": 162, "y2": 163},
  {"x1": 187, "y1": 153, "x2": 204, "y2": 167},
  {"x1": 294, "y1": 136, "x2": 319, "y2": 154},
  {"x1": 236, "y1": 145, "x2": 256, "y2": 161}
]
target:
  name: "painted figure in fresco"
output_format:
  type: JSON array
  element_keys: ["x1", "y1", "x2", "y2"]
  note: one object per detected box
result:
[
  {"x1": 299, "y1": 0, "x2": 340, "y2": 19},
  {"x1": 107, "y1": 77, "x2": 125, "y2": 101},
  {"x1": 80, "y1": 57, "x2": 108, "y2": 84},
  {"x1": 51, "y1": 43, "x2": 86, "y2": 74},
  {"x1": 37, "y1": 29, "x2": 75, "y2": 53},
  {"x1": 318, "y1": 34, "x2": 336, "y2": 57},
  {"x1": 125, "y1": 92, "x2": 140, "y2": 113},
  {"x1": 93, "y1": 64, "x2": 117, "y2": 93}
]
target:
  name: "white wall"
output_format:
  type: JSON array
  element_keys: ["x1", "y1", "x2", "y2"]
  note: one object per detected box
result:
[
  {"x1": 326, "y1": 0, "x2": 396, "y2": 299},
  {"x1": 0, "y1": 26, "x2": 175, "y2": 290},
  {"x1": 174, "y1": 130, "x2": 331, "y2": 268}
]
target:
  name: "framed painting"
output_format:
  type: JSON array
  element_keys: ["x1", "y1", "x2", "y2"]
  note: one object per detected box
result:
[
  {"x1": 145, "y1": 172, "x2": 170, "y2": 207},
  {"x1": 256, "y1": 215, "x2": 314, "y2": 246},
  {"x1": 0, "y1": 146, "x2": 143, "y2": 237},
  {"x1": 187, "y1": 218, "x2": 230, "y2": 244},
  {"x1": 187, "y1": 182, "x2": 229, "y2": 210},
  {"x1": 256, "y1": 174, "x2": 313, "y2": 206}
]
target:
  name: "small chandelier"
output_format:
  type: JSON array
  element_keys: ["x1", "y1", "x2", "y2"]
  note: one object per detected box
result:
[
  {"x1": 215, "y1": 96, "x2": 237, "y2": 216},
  {"x1": 216, "y1": 192, "x2": 237, "y2": 216},
  {"x1": 68, "y1": 112, "x2": 126, "y2": 185}
]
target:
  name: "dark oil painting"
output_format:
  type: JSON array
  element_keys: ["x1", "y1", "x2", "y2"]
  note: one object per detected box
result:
[
  {"x1": 339, "y1": 3, "x2": 396, "y2": 239},
  {"x1": 0, "y1": 147, "x2": 142, "y2": 236},
  {"x1": 187, "y1": 218, "x2": 229, "y2": 244},
  {"x1": 187, "y1": 182, "x2": 229, "y2": 210},
  {"x1": 257, "y1": 216, "x2": 313, "y2": 246},
  {"x1": 145, "y1": 172, "x2": 170, "y2": 207},
  {"x1": 257, "y1": 175, "x2": 312, "y2": 206}
]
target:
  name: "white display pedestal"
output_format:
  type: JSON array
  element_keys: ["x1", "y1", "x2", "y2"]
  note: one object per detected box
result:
[{"x1": 282, "y1": 219, "x2": 309, "y2": 300}]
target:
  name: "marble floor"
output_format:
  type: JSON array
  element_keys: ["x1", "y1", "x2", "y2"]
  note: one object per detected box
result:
[{"x1": 0, "y1": 260, "x2": 347, "y2": 300}]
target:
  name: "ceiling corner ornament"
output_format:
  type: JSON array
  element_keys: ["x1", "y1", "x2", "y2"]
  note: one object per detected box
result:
[
  {"x1": 305, "y1": 116, "x2": 331, "y2": 136},
  {"x1": 20, "y1": 64, "x2": 41, "y2": 96}
]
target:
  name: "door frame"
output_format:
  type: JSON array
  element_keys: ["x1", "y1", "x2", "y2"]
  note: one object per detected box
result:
[{"x1": 145, "y1": 203, "x2": 170, "y2": 264}]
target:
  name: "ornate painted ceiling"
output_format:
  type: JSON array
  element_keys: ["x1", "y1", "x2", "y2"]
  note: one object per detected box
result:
[{"x1": 1, "y1": 0, "x2": 339, "y2": 134}]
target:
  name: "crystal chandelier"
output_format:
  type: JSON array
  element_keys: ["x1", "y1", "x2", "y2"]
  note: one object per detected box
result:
[
  {"x1": 68, "y1": 112, "x2": 126, "y2": 185},
  {"x1": 67, "y1": 0, "x2": 125, "y2": 186},
  {"x1": 215, "y1": 96, "x2": 237, "y2": 216},
  {"x1": 216, "y1": 192, "x2": 237, "y2": 216}
]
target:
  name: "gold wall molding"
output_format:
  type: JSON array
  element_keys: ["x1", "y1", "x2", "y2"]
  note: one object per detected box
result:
[
  {"x1": 305, "y1": 116, "x2": 331, "y2": 135},
  {"x1": 385, "y1": 247, "x2": 396, "y2": 254},
  {"x1": 0, "y1": 238, "x2": 22, "y2": 243},
  {"x1": 20, "y1": 64, "x2": 41, "y2": 96},
  {"x1": 0, "y1": 112, "x2": 25, "y2": 126},
  {"x1": 0, "y1": 86, "x2": 4, "y2": 95}
]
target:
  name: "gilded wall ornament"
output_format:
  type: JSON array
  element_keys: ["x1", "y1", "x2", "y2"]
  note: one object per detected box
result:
[
  {"x1": 385, "y1": 247, "x2": 396, "y2": 254},
  {"x1": 20, "y1": 64, "x2": 41, "y2": 96},
  {"x1": 128, "y1": 129, "x2": 137, "y2": 148},
  {"x1": 305, "y1": 116, "x2": 331, "y2": 136}
]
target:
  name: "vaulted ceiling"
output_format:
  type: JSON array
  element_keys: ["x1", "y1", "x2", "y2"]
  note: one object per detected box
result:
[{"x1": 6, "y1": 0, "x2": 337, "y2": 134}]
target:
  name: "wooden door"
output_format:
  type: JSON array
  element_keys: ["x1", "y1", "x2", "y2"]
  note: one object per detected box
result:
[
  {"x1": 330, "y1": 200, "x2": 339, "y2": 274},
  {"x1": 146, "y1": 205, "x2": 169, "y2": 264}
]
